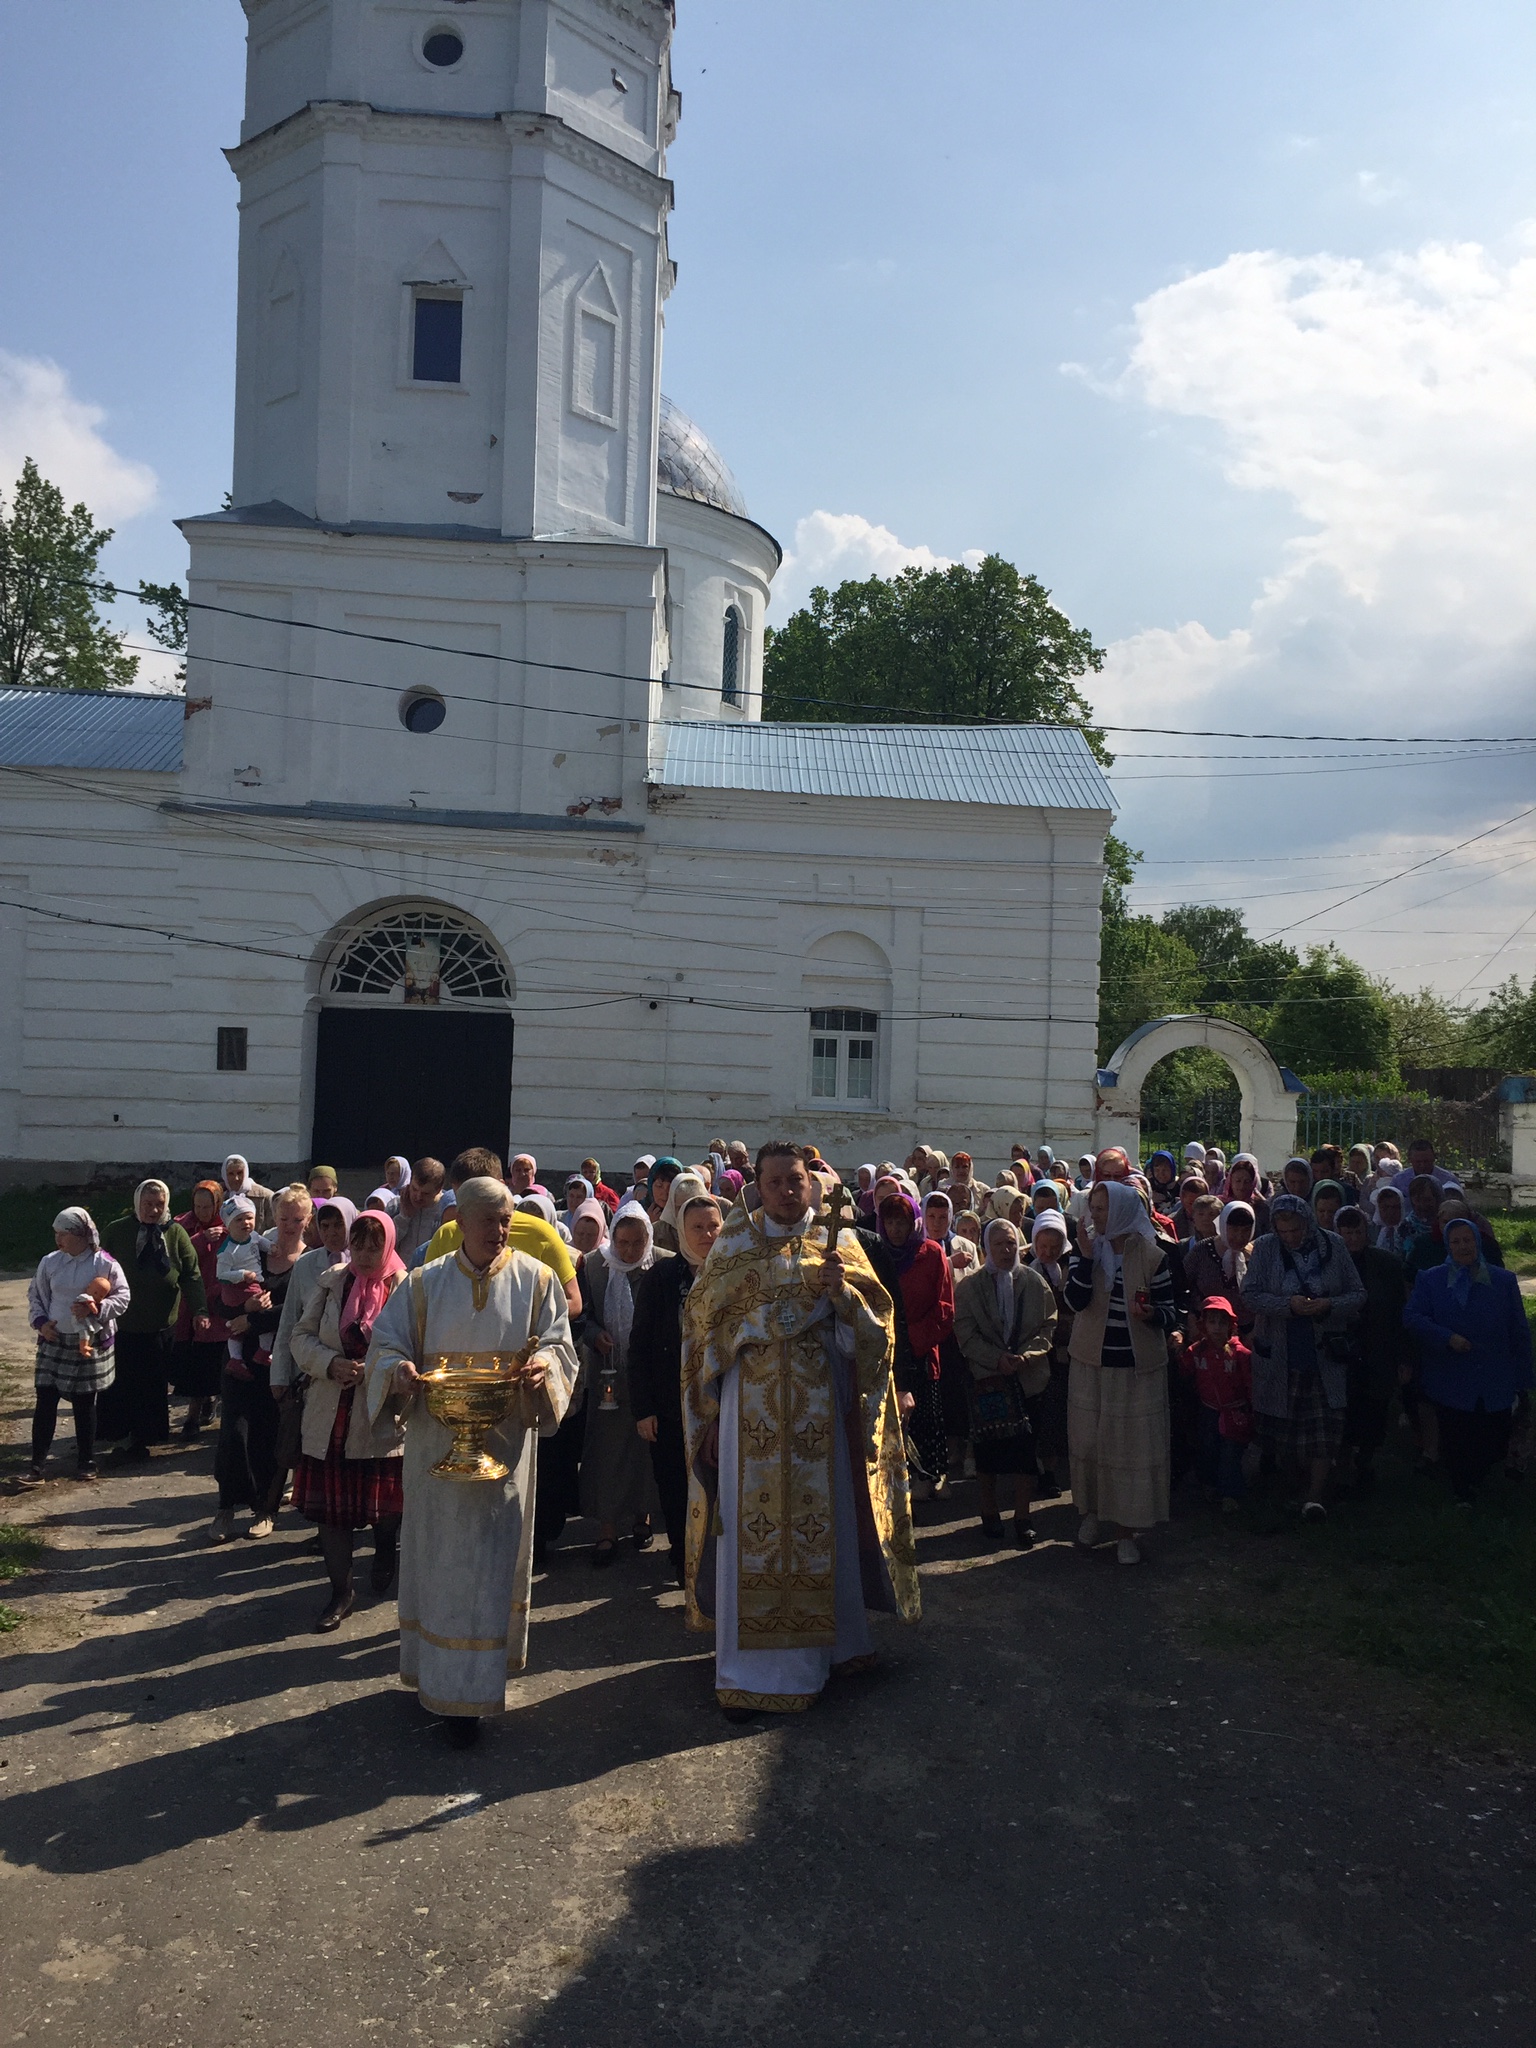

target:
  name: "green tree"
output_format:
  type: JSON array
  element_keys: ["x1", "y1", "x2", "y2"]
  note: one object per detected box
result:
[
  {"x1": 1097, "y1": 915, "x2": 1202, "y2": 1066},
  {"x1": 1266, "y1": 945, "x2": 1394, "y2": 1078},
  {"x1": 1158, "y1": 905, "x2": 1300, "y2": 1011},
  {"x1": 1382, "y1": 984, "x2": 1474, "y2": 1069},
  {"x1": 0, "y1": 458, "x2": 136, "y2": 691},
  {"x1": 136, "y1": 576, "x2": 188, "y2": 686},
  {"x1": 1466, "y1": 973, "x2": 1536, "y2": 1071},
  {"x1": 763, "y1": 554, "x2": 1107, "y2": 754}
]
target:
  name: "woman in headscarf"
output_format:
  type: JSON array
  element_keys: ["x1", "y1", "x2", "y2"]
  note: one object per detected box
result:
[
  {"x1": 290, "y1": 1208, "x2": 408, "y2": 1628},
  {"x1": 1240, "y1": 1192, "x2": 1366, "y2": 1521},
  {"x1": 1311, "y1": 1179, "x2": 1346, "y2": 1233},
  {"x1": 716, "y1": 1167, "x2": 746, "y2": 1212},
  {"x1": 580, "y1": 1157, "x2": 621, "y2": 1213},
  {"x1": 171, "y1": 1180, "x2": 231, "y2": 1436},
  {"x1": 653, "y1": 1169, "x2": 708, "y2": 1256},
  {"x1": 25, "y1": 1207, "x2": 130, "y2": 1484},
  {"x1": 1026, "y1": 1210, "x2": 1074, "y2": 1497},
  {"x1": 579, "y1": 1203, "x2": 665, "y2": 1564},
  {"x1": 1063, "y1": 1180, "x2": 1176, "y2": 1564},
  {"x1": 532, "y1": 1202, "x2": 607, "y2": 1568},
  {"x1": 269, "y1": 1194, "x2": 357, "y2": 1525},
  {"x1": 853, "y1": 1164, "x2": 878, "y2": 1219},
  {"x1": 944, "y1": 1153, "x2": 985, "y2": 1212},
  {"x1": 1279, "y1": 1157, "x2": 1314, "y2": 1201},
  {"x1": 630, "y1": 1193, "x2": 724, "y2": 1584},
  {"x1": 877, "y1": 1189, "x2": 954, "y2": 1500},
  {"x1": 516, "y1": 1190, "x2": 572, "y2": 1246},
  {"x1": 97, "y1": 1182, "x2": 206, "y2": 1463},
  {"x1": 1333, "y1": 1205, "x2": 1409, "y2": 1497},
  {"x1": 1073, "y1": 1155, "x2": 1096, "y2": 1192},
  {"x1": 559, "y1": 1174, "x2": 597, "y2": 1234},
  {"x1": 1405, "y1": 1216, "x2": 1532, "y2": 1503},
  {"x1": 221, "y1": 1155, "x2": 275, "y2": 1232},
  {"x1": 1371, "y1": 1181, "x2": 1415, "y2": 1257},
  {"x1": 1217, "y1": 1153, "x2": 1271, "y2": 1233},
  {"x1": 1344, "y1": 1145, "x2": 1374, "y2": 1198},
  {"x1": 209, "y1": 1184, "x2": 311, "y2": 1544},
  {"x1": 364, "y1": 1156, "x2": 412, "y2": 1219},
  {"x1": 644, "y1": 1158, "x2": 684, "y2": 1237},
  {"x1": 1403, "y1": 1189, "x2": 1503, "y2": 1284},
  {"x1": 1145, "y1": 1151, "x2": 1180, "y2": 1210},
  {"x1": 953, "y1": 1219, "x2": 1056, "y2": 1543},
  {"x1": 1203, "y1": 1146, "x2": 1228, "y2": 1187}
]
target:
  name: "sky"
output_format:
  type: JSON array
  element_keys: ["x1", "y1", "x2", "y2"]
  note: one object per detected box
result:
[{"x1": 1, "y1": 1, "x2": 1533, "y2": 1000}]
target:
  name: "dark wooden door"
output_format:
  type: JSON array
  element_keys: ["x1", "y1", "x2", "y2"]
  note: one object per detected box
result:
[{"x1": 311, "y1": 1009, "x2": 513, "y2": 1169}]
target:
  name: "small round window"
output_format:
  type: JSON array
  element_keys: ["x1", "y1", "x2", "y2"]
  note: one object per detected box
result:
[
  {"x1": 423, "y1": 29, "x2": 465, "y2": 68},
  {"x1": 401, "y1": 690, "x2": 447, "y2": 735}
]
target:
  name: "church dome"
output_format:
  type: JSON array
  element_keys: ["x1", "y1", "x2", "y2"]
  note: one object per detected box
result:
[{"x1": 657, "y1": 394, "x2": 749, "y2": 520}]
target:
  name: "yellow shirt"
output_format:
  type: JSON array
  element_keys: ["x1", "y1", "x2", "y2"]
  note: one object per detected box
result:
[{"x1": 423, "y1": 1213, "x2": 577, "y2": 1288}]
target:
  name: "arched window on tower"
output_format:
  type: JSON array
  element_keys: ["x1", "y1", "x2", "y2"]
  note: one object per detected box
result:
[{"x1": 721, "y1": 603, "x2": 743, "y2": 705}]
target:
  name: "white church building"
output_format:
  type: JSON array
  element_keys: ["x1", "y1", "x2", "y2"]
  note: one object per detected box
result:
[{"x1": 0, "y1": 0, "x2": 1115, "y2": 1183}]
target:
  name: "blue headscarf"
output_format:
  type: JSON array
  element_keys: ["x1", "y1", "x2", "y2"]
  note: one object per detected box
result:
[
  {"x1": 1271, "y1": 1191, "x2": 1327, "y2": 1294},
  {"x1": 1145, "y1": 1150, "x2": 1179, "y2": 1194},
  {"x1": 645, "y1": 1157, "x2": 684, "y2": 1206},
  {"x1": 1443, "y1": 1216, "x2": 1490, "y2": 1307}
]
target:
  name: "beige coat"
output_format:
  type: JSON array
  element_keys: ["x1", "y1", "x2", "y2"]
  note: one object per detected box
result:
[
  {"x1": 290, "y1": 1263, "x2": 407, "y2": 1461},
  {"x1": 1066, "y1": 1236, "x2": 1169, "y2": 1374},
  {"x1": 953, "y1": 1263, "x2": 1056, "y2": 1398}
]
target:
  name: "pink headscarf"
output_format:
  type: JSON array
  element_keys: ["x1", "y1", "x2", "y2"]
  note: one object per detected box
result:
[{"x1": 340, "y1": 1210, "x2": 405, "y2": 1342}]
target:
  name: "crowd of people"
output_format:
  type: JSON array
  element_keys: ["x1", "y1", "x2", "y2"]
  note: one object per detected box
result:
[{"x1": 20, "y1": 1129, "x2": 1531, "y2": 1738}]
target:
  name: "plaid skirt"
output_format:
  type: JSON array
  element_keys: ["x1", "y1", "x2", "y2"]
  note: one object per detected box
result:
[
  {"x1": 35, "y1": 1331, "x2": 115, "y2": 1398},
  {"x1": 1259, "y1": 1367, "x2": 1345, "y2": 1466},
  {"x1": 291, "y1": 1388, "x2": 403, "y2": 1528}
]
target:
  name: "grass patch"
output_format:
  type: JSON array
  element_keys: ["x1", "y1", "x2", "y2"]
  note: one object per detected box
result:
[
  {"x1": 0, "y1": 1524, "x2": 43, "y2": 1631},
  {"x1": 1486, "y1": 1207, "x2": 1536, "y2": 1277},
  {"x1": 1194, "y1": 1442, "x2": 1536, "y2": 1747},
  {"x1": 0, "y1": 1184, "x2": 194, "y2": 1268}
]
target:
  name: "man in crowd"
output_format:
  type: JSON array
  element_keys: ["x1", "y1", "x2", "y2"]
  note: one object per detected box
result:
[
  {"x1": 1391, "y1": 1138, "x2": 1458, "y2": 1196},
  {"x1": 417, "y1": 1149, "x2": 581, "y2": 1323},
  {"x1": 367, "y1": 1176, "x2": 579, "y2": 1747},
  {"x1": 394, "y1": 1157, "x2": 447, "y2": 1263},
  {"x1": 682, "y1": 1141, "x2": 919, "y2": 1721}
]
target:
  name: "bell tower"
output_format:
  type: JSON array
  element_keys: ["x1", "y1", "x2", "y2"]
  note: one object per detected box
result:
[{"x1": 229, "y1": 0, "x2": 678, "y2": 541}]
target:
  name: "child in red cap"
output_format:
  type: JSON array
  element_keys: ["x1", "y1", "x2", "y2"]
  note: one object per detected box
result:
[{"x1": 1179, "y1": 1296, "x2": 1254, "y2": 1510}]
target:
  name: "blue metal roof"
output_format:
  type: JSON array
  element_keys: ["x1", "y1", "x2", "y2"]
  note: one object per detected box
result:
[
  {"x1": 655, "y1": 720, "x2": 1116, "y2": 811},
  {"x1": 0, "y1": 689, "x2": 184, "y2": 773}
]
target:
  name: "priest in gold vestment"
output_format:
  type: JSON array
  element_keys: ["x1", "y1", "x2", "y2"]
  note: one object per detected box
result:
[{"x1": 682, "y1": 1143, "x2": 920, "y2": 1717}]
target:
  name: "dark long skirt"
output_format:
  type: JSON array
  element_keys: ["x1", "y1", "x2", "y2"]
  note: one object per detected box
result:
[
  {"x1": 171, "y1": 1338, "x2": 226, "y2": 1400},
  {"x1": 534, "y1": 1392, "x2": 587, "y2": 1553},
  {"x1": 904, "y1": 1377, "x2": 947, "y2": 1484},
  {"x1": 96, "y1": 1329, "x2": 173, "y2": 1449},
  {"x1": 1434, "y1": 1401, "x2": 1513, "y2": 1501},
  {"x1": 215, "y1": 1365, "x2": 279, "y2": 1512},
  {"x1": 938, "y1": 1333, "x2": 971, "y2": 1439},
  {"x1": 1033, "y1": 1358, "x2": 1071, "y2": 1470},
  {"x1": 292, "y1": 1388, "x2": 404, "y2": 1528}
]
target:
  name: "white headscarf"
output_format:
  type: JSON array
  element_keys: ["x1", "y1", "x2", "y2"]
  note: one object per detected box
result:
[
  {"x1": 1029, "y1": 1209, "x2": 1070, "y2": 1289},
  {"x1": 1087, "y1": 1180, "x2": 1160, "y2": 1284},
  {"x1": 1217, "y1": 1199, "x2": 1255, "y2": 1285},
  {"x1": 222, "y1": 1154, "x2": 250, "y2": 1189},
  {"x1": 601, "y1": 1202, "x2": 655, "y2": 1353},
  {"x1": 53, "y1": 1206, "x2": 99, "y2": 1249},
  {"x1": 984, "y1": 1218, "x2": 1021, "y2": 1328},
  {"x1": 657, "y1": 1171, "x2": 709, "y2": 1242}
]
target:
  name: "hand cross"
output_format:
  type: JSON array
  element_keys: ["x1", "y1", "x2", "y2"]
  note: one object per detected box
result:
[{"x1": 822, "y1": 1180, "x2": 856, "y2": 1249}]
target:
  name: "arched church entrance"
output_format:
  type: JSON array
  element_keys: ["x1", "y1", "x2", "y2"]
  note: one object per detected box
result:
[
  {"x1": 309, "y1": 904, "x2": 515, "y2": 1170},
  {"x1": 1094, "y1": 1016, "x2": 1304, "y2": 1172}
]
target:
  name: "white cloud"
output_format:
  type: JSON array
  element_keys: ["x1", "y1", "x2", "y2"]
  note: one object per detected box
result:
[
  {"x1": 771, "y1": 509, "x2": 984, "y2": 617},
  {"x1": 0, "y1": 352, "x2": 157, "y2": 521},
  {"x1": 1094, "y1": 237, "x2": 1536, "y2": 988},
  {"x1": 1098, "y1": 237, "x2": 1536, "y2": 729}
]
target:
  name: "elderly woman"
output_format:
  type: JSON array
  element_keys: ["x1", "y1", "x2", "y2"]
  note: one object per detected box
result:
[
  {"x1": 1405, "y1": 1216, "x2": 1532, "y2": 1503},
  {"x1": 643, "y1": 1158, "x2": 685, "y2": 1243},
  {"x1": 877, "y1": 1189, "x2": 955, "y2": 1498},
  {"x1": 1145, "y1": 1151, "x2": 1181, "y2": 1211},
  {"x1": 953, "y1": 1219, "x2": 1056, "y2": 1542},
  {"x1": 1371, "y1": 1181, "x2": 1415, "y2": 1257},
  {"x1": 1240, "y1": 1192, "x2": 1366, "y2": 1520},
  {"x1": 1026, "y1": 1210, "x2": 1074, "y2": 1497},
  {"x1": 98, "y1": 1181, "x2": 206, "y2": 1463},
  {"x1": 1278, "y1": 1157, "x2": 1314, "y2": 1201},
  {"x1": 579, "y1": 1203, "x2": 666, "y2": 1563},
  {"x1": 221, "y1": 1155, "x2": 275, "y2": 1232},
  {"x1": 1063, "y1": 1181, "x2": 1176, "y2": 1564},
  {"x1": 653, "y1": 1170, "x2": 709, "y2": 1256},
  {"x1": 26, "y1": 1207, "x2": 130, "y2": 1483},
  {"x1": 532, "y1": 1200, "x2": 608, "y2": 1569},
  {"x1": 290, "y1": 1210, "x2": 408, "y2": 1628},
  {"x1": 1217, "y1": 1153, "x2": 1271, "y2": 1234},
  {"x1": 207, "y1": 1184, "x2": 312, "y2": 1543},
  {"x1": 171, "y1": 1180, "x2": 230, "y2": 1436},
  {"x1": 1311, "y1": 1180, "x2": 1346, "y2": 1233},
  {"x1": 1334, "y1": 1205, "x2": 1408, "y2": 1496},
  {"x1": 630, "y1": 1193, "x2": 724, "y2": 1583}
]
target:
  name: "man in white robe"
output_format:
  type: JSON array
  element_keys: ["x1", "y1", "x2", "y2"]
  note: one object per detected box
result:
[{"x1": 366, "y1": 1176, "x2": 579, "y2": 1747}]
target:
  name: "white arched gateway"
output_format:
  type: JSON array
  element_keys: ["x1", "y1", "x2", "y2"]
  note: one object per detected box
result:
[{"x1": 1094, "y1": 1016, "x2": 1304, "y2": 1172}]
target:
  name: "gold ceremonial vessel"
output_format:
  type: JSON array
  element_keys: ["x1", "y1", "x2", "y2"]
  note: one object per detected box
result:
[{"x1": 422, "y1": 1342, "x2": 537, "y2": 1482}]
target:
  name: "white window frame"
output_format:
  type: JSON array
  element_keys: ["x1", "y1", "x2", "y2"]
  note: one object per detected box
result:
[{"x1": 808, "y1": 1008, "x2": 881, "y2": 1105}]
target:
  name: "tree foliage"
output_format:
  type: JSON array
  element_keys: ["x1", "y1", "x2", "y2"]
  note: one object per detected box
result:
[
  {"x1": 0, "y1": 458, "x2": 136, "y2": 691},
  {"x1": 1266, "y1": 945, "x2": 1394, "y2": 1077},
  {"x1": 1467, "y1": 973, "x2": 1536, "y2": 1071},
  {"x1": 763, "y1": 554, "x2": 1107, "y2": 755}
]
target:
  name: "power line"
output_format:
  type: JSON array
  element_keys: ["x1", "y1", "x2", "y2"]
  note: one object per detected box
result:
[{"x1": 1257, "y1": 805, "x2": 1536, "y2": 943}]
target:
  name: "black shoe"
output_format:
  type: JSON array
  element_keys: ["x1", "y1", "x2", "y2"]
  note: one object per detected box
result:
[
  {"x1": 107, "y1": 1443, "x2": 151, "y2": 1467},
  {"x1": 670, "y1": 1547, "x2": 686, "y2": 1589},
  {"x1": 592, "y1": 1538, "x2": 619, "y2": 1569},
  {"x1": 722, "y1": 1706, "x2": 759, "y2": 1726},
  {"x1": 632, "y1": 1523, "x2": 654, "y2": 1553},
  {"x1": 445, "y1": 1716, "x2": 481, "y2": 1749},
  {"x1": 370, "y1": 1547, "x2": 398, "y2": 1595},
  {"x1": 979, "y1": 1516, "x2": 1006, "y2": 1542},
  {"x1": 1013, "y1": 1521, "x2": 1037, "y2": 1548},
  {"x1": 314, "y1": 1589, "x2": 355, "y2": 1633}
]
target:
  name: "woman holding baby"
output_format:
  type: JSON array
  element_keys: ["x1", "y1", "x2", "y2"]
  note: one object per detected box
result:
[{"x1": 25, "y1": 1206, "x2": 132, "y2": 1483}]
